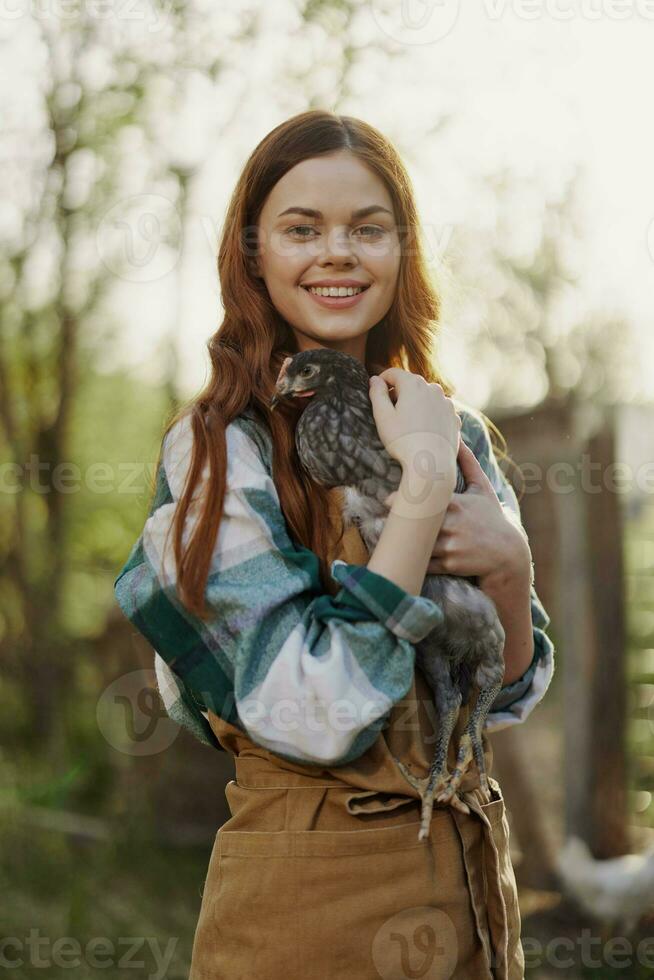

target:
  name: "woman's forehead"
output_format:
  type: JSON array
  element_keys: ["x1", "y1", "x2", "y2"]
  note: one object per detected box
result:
[{"x1": 261, "y1": 156, "x2": 394, "y2": 220}]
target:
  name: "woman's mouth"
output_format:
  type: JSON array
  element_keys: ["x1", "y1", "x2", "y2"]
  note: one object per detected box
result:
[{"x1": 300, "y1": 284, "x2": 371, "y2": 309}]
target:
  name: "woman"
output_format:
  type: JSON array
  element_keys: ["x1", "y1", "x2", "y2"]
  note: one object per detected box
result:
[{"x1": 114, "y1": 109, "x2": 555, "y2": 979}]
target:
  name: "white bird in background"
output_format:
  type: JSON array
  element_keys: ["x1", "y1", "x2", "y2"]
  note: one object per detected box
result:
[{"x1": 557, "y1": 835, "x2": 654, "y2": 935}]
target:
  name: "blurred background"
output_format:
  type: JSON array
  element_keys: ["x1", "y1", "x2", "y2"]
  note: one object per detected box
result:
[{"x1": 1, "y1": 2, "x2": 654, "y2": 977}]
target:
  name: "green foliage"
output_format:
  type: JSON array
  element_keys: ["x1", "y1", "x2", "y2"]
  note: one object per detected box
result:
[
  {"x1": 61, "y1": 368, "x2": 169, "y2": 638},
  {"x1": 0, "y1": 795, "x2": 207, "y2": 979}
]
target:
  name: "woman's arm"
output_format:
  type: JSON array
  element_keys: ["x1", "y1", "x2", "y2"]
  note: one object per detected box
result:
[
  {"x1": 479, "y1": 562, "x2": 535, "y2": 686},
  {"x1": 368, "y1": 481, "x2": 454, "y2": 596},
  {"x1": 456, "y1": 407, "x2": 556, "y2": 732},
  {"x1": 114, "y1": 413, "x2": 451, "y2": 767}
]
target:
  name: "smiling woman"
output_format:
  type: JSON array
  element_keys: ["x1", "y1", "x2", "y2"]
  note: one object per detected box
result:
[
  {"x1": 114, "y1": 108, "x2": 554, "y2": 979},
  {"x1": 250, "y1": 152, "x2": 402, "y2": 362}
]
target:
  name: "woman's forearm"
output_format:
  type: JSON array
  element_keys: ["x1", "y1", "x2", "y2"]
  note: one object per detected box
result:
[
  {"x1": 368, "y1": 477, "x2": 454, "y2": 597},
  {"x1": 480, "y1": 563, "x2": 534, "y2": 685}
]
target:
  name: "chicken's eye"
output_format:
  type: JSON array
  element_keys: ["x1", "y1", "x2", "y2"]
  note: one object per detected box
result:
[{"x1": 300, "y1": 366, "x2": 314, "y2": 376}]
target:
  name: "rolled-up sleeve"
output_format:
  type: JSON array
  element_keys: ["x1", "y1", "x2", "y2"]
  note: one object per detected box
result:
[{"x1": 114, "y1": 414, "x2": 447, "y2": 766}]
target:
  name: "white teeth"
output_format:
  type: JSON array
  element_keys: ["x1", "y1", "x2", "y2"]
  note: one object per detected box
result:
[{"x1": 305, "y1": 285, "x2": 366, "y2": 297}]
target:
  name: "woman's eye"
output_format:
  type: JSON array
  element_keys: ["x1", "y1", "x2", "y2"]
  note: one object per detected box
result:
[
  {"x1": 287, "y1": 225, "x2": 385, "y2": 238},
  {"x1": 355, "y1": 225, "x2": 384, "y2": 237}
]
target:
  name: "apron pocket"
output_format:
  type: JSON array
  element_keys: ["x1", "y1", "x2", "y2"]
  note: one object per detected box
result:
[
  {"x1": 207, "y1": 819, "x2": 486, "y2": 980},
  {"x1": 345, "y1": 790, "x2": 420, "y2": 816}
]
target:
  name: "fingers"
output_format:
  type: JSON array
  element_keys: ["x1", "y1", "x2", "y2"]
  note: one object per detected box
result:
[
  {"x1": 376, "y1": 367, "x2": 409, "y2": 382},
  {"x1": 368, "y1": 374, "x2": 393, "y2": 423},
  {"x1": 377, "y1": 367, "x2": 427, "y2": 391},
  {"x1": 369, "y1": 376, "x2": 390, "y2": 398},
  {"x1": 456, "y1": 440, "x2": 497, "y2": 495},
  {"x1": 376, "y1": 368, "x2": 448, "y2": 390}
]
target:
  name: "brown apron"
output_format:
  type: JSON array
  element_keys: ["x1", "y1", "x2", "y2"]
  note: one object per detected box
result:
[{"x1": 188, "y1": 489, "x2": 525, "y2": 980}]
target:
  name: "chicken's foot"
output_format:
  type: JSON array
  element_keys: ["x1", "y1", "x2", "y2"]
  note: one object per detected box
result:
[
  {"x1": 391, "y1": 701, "x2": 470, "y2": 842},
  {"x1": 437, "y1": 679, "x2": 505, "y2": 802}
]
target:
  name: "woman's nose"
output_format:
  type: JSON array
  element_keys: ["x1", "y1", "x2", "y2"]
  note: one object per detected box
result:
[{"x1": 318, "y1": 227, "x2": 356, "y2": 263}]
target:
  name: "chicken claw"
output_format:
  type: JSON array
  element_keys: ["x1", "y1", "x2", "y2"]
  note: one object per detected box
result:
[
  {"x1": 435, "y1": 732, "x2": 474, "y2": 804},
  {"x1": 392, "y1": 755, "x2": 470, "y2": 842},
  {"x1": 436, "y1": 721, "x2": 491, "y2": 804}
]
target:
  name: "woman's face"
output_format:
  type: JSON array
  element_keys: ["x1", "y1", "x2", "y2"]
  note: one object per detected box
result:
[{"x1": 254, "y1": 150, "x2": 401, "y2": 364}]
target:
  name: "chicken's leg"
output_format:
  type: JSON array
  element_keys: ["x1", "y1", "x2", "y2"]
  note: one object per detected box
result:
[
  {"x1": 437, "y1": 674, "x2": 505, "y2": 804},
  {"x1": 392, "y1": 716, "x2": 471, "y2": 841},
  {"x1": 392, "y1": 659, "x2": 471, "y2": 841}
]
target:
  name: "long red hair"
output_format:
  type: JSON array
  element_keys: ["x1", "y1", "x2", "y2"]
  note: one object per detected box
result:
[{"x1": 151, "y1": 109, "x2": 509, "y2": 619}]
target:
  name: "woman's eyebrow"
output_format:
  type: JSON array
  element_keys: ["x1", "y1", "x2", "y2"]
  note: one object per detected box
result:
[{"x1": 277, "y1": 205, "x2": 394, "y2": 219}]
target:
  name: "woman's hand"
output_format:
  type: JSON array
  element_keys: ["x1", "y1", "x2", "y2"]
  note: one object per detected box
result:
[
  {"x1": 425, "y1": 439, "x2": 531, "y2": 586},
  {"x1": 369, "y1": 368, "x2": 461, "y2": 485}
]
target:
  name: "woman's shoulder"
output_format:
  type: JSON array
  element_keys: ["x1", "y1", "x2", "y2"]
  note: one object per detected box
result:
[
  {"x1": 233, "y1": 404, "x2": 274, "y2": 470},
  {"x1": 163, "y1": 406, "x2": 273, "y2": 489}
]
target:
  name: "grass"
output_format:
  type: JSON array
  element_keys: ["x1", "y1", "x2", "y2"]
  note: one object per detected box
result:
[{"x1": 0, "y1": 801, "x2": 209, "y2": 979}]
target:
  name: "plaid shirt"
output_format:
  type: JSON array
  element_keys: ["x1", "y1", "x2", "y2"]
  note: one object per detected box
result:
[{"x1": 114, "y1": 403, "x2": 555, "y2": 763}]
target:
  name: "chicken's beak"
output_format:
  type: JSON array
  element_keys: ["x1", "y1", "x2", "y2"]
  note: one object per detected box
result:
[{"x1": 270, "y1": 379, "x2": 296, "y2": 411}]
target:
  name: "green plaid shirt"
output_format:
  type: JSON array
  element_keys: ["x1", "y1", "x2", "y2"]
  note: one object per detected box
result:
[{"x1": 114, "y1": 403, "x2": 555, "y2": 762}]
